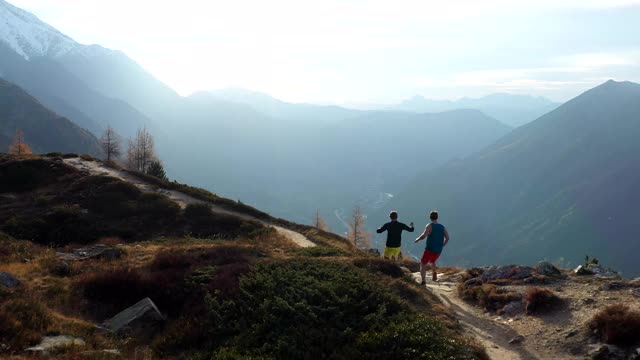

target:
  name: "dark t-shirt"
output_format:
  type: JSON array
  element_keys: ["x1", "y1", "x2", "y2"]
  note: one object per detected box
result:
[{"x1": 377, "y1": 221, "x2": 414, "y2": 248}]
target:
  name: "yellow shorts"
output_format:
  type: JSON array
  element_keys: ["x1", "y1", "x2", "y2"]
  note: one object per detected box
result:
[{"x1": 383, "y1": 246, "x2": 401, "y2": 258}]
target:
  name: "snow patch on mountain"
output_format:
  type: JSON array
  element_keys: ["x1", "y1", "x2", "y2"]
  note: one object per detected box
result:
[{"x1": 0, "y1": 0, "x2": 111, "y2": 60}]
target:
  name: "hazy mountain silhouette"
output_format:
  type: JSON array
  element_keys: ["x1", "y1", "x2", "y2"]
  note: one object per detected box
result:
[
  {"x1": 209, "y1": 87, "x2": 362, "y2": 123},
  {"x1": 0, "y1": 78, "x2": 101, "y2": 155},
  {"x1": 381, "y1": 80, "x2": 640, "y2": 276},
  {"x1": 392, "y1": 93, "x2": 560, "y2": 127}
]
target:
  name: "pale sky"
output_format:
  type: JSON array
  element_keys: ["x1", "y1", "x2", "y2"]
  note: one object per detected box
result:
[{"x1": 8, "y1": 0, "x2": 640, "y2": 104}]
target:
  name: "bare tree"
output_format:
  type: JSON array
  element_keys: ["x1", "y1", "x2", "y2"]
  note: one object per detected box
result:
[
  {"x1": 100, "y1": 126, "x2": 121, "y2": 161},
  {"x1": 348, "y1": 206, "x2": 371, "y2": 250},
  {"x1": 126, "y1": 127, "x2": 157, "y2": 172},
  {"x1": 8, "y1": 129, "x2": 32, "y2": 156},
  {"x1": 313, "y1": 209, "x2": 330, "y2": 231}
]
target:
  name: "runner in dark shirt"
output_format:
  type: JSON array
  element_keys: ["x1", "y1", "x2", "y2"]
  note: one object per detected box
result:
[{"x1": 377, "y1": 211, "x2": 414, "y2": 261}]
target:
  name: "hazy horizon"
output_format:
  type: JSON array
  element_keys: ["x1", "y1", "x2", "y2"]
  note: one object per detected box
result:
[{"x1": 7, "y1": 0, "x2": 640, "y2": 105}]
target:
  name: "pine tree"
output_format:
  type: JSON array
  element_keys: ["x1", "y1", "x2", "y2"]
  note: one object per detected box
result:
[
  {"x1": 348, "y1": 206, "x2": 371, "y2": 250},
  {"x1": 8, "y1": 129, "x2": 32, "y2": 156},
  {"x1": 147, "y1": 160, "x2": 168, "y2": 181}
]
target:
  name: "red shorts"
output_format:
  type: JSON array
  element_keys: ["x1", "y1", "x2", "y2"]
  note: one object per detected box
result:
[{"x1": 421, "y1": 250, "x2": 441, "y2": 265}]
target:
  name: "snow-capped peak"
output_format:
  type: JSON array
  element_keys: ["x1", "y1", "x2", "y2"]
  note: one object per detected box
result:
[{"x1": 0, "y1": 0, "x2": 111, "y2": 60}]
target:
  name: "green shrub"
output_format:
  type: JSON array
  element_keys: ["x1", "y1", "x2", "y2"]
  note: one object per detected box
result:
[
  {"x1": 353, "y1": 258, "x2": 406, "y2": 278},
  {"x1": 201, "y1": 259, "x2": 406, "y2": 358},
  {"x1": 44, "y1": 152, "x2": 63, "y2": 157},
  {"x1": 356, "y1": 314, "x2": 478, "y2": 359}
]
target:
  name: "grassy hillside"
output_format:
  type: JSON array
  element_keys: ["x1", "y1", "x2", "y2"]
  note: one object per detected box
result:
[{"x1": 0, "y1": 154, "x2": 486, "y2": 358}]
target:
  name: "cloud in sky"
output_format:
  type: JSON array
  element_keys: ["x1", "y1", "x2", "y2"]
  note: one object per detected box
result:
[{"x1": 7, "y1": 0, "x2": 640, "y2": 103}]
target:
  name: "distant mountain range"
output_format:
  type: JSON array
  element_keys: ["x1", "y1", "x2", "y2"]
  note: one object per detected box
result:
[
  {"x1": 379, "y1": 80, "x2": 640, "y2": 276},
  {"x1": 0, "y1": 78, "x2": 101, "y2": 155},
  {"x1": 390, "y1": 93, "x2": 560, "y2": 127},
  {"x1": 0, "y1": 0, "x2": 515, "y2": 230}
]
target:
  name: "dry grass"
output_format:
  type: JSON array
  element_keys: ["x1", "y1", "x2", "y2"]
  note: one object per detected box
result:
[
  {"x1": 589, "y1": 304, "x2": 640, "y2": 346},
  {"x1": 459, "y1": 283, "x2": 522, "y2": 312},
  {"x1": 524, "y1": 287, "x2": 563, "y2": 315}
]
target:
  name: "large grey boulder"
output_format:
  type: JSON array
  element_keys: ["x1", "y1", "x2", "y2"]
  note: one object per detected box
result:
[
  {"x1": 25, "y1": 335, "x2": 85, "y2": 355},
  {"x1": 536, "y1": 261, "x2": 562, "y2": 277},
  {"x1": 100, "y1": 298, "x2": 164, "y2": 338},
  {"x1": 57, "y1": 244, "x2": 122, "y2": 261},
  {"x1": 0, "y1": 272, "x2": 20, "y2": 288}
]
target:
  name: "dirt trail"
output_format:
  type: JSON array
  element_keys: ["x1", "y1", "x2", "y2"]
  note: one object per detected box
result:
[
  {"x1": 64, "y1": 158, "x2": 315, "y2": 248},
  {"x1": 411, "y1": 272, "x2": 545, "y2": 360}
]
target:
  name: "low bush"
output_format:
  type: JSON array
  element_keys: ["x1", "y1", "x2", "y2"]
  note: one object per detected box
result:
[
  {"x1": 0, "y1": 299, "x2": 51, "y2": 353},
  {"x1": 353, "y1": 258, "x2": 405, "y2": 278},
  {"x1": 296, "y1": 246, "x2": 349, "y2": 257},
  {"x1": 356, "y1": 314, "x2": 480, "y2": 359},
  {"x1": 138, "y1": 193, "x2": 181, "y2": 220},
  {"x1": 62, "y1": 153, "x2": 78, "y2": 159},
  {"x1": 0, "y1": 158, "x2": 72, "y2": 192},
  {"x1": 78, "y1": 246, "x2": 254, "y2": 320},
  {"x1": 524, "y1": 287, "x2": 563, "y2": 315},
  {"x1": 184, "y1": 203, "x2": 213, "y2": 218},
  {"x1": 589, "y1": 304, "x2": 640, "y2": 346},
  {"x1": 79, "y1": 154, "x2": 95, "y2": 161},
  {"x1": 44, "y1": 152, "x2": 63, "y2": 157}
]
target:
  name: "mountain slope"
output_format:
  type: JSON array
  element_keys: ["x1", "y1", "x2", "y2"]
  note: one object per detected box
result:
[
  {"x1": 393, "y1": 93, "x2": 560, "y2": 127},
  {"x1": 0, "y1": 78, "x2": 101, "y2": 155},
  {"x1": 383, "y1": 80, "x2": 640, "y2": 276}
]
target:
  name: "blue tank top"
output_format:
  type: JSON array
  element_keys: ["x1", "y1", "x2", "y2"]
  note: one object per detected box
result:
[{"x1": 426, "y1": 223, "x2": 445, "y2": 254}]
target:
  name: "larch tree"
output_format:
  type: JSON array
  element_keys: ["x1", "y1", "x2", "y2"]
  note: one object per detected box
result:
[
  {"x1": 313, "y1": 209, "x2": 330, "y2": 232},
  {"x1": 348, "y1": 206, "x2": 371, "y2": 250},
  {"x1": 100, "y1": 126, "x2": 121, "y2": 162},
  {"x1": 126, "y1": 127, "x2": 157, "y2": 173},
  {"x1": 8, "y1": 129, "x2": 32, "y2": 156}
]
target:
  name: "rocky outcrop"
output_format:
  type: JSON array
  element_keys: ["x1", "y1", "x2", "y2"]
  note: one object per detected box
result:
[
  {"x1": 99, "y1": 298, "x2": 164, "y2": 338},
  {"x1": 536, "y1": 261, "x2": 562, "y2": 277},
  {"x1": 57, "y1": 244, "x2": 122, "y2": 261}
]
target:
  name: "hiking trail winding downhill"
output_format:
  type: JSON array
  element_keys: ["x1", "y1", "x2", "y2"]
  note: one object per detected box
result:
[
  {"x1": 64, "y1": 158, "x2": 315, "y2": 248},
  {"x1": 411, "y1": 272, "x2": 548, "y2": 360}
]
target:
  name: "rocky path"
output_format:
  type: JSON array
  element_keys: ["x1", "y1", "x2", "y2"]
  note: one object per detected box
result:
[
  {"x1": 64, "y1": 158, "x2": 315, "y2": 248},
  {"x1": 411, "y1": 272, "x2": 545, "y2": 360}
]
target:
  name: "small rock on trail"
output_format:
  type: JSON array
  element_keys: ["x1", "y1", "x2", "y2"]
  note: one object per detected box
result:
[{"x1": 0, "y1": 272, "x2": 20, "y2": 288}]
